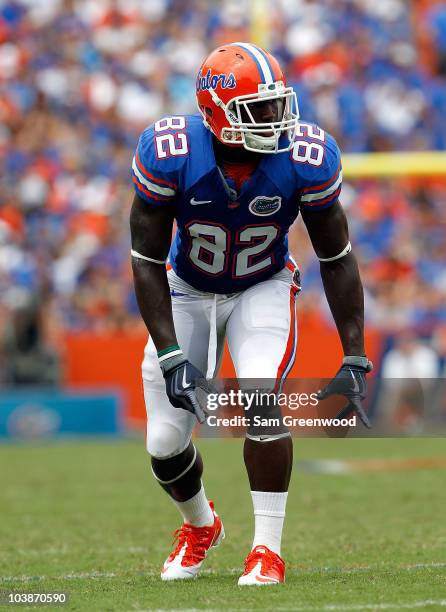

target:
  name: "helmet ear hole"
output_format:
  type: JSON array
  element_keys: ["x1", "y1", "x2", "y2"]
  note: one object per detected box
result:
[
  {"x1": 199, "y1": 105, "x2": 213, "y2": 119},
  {"x1": 199, "y1": 104, "x2": 213, "y2": 117}
]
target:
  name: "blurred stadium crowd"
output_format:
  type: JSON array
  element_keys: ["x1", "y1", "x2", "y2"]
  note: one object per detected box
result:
[{"x1": 1, "y1": 0, "x2": 446, "y2": 384}]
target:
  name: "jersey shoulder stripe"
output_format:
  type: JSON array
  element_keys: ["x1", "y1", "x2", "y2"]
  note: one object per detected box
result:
[
  {"x1": 302, "y1": 161, "x2": 341, "y2": 193},
  {"x1": 132, "y1": 157, "x2": 175, "y2": 198},
  {"x1": 131, "y1": 176, "x2": 172, "y2": 201},
  {"x1": 135, "y1": 150, "x2": 177, "y2": 189},
  {"x1": 304, "y1": 183, "x2": 342, "y2": 207},
  {"x1": 301, "y1": 169, "x2": 342, "y2": 203}
]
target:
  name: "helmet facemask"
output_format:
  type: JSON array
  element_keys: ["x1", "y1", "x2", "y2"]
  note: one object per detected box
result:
[{"x1": 211, "y1": 82, "x2": 299, "y2": 153}]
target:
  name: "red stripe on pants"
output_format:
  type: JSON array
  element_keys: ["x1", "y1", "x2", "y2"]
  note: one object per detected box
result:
[{"x1": 274, "y1": 285, "x2": 298, "y2": 392}]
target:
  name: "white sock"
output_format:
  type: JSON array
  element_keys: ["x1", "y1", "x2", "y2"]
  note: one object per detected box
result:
[
  {"x1": 174, "y1": 484, "x2": 214, "y2": 527},
  {"x1": 251, "y1": 491, "x2": 288, "y2": 556}
]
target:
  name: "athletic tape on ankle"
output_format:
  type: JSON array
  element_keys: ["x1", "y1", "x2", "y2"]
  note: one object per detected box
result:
[{"x1": 342, "y1": 355, "x2": 370, "y2": 368}]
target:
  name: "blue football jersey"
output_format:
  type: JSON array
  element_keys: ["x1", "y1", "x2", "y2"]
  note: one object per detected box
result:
[{"x1": 132, "y1": 115, "x2": 342, "y2": 293}]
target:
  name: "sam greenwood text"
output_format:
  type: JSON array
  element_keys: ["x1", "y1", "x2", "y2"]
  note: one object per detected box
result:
[{"x1": 206, "y1": 415, "x2": 357, "y2": 427}]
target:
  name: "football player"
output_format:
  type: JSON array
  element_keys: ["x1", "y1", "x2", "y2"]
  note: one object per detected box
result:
[{"x1": 130, "y1": 42, "x2": 372, "y2": 585}]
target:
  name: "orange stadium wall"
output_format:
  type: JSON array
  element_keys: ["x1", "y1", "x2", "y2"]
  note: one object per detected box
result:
[{"x1": 63, "y1": 323, "x2": 383, "y2": 427}]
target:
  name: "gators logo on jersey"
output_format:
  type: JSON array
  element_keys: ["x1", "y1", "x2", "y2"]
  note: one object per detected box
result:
[{"x1": 249, "y1": 196, "x2": 282, "y2": 216}]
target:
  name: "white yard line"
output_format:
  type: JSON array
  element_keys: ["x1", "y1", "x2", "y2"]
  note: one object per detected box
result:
[
  {"x1": 1, "y1": 562, "x2": 445, "y2": 583},
  {"x1": 294, "y1": 561, "x2": 446, "y2": 574},
  {"x1": 0, "y1": 571, "x2": 121, "y2": 582},
  {"x1": 5, "y1": 546, "x2": 148, "y2": 557},
  {"x1": 134, "y1": 602, "x2": 446, "y2": 612},
  {"x1": 289, "y1": 601, "x2": 446, "y2": 611}
]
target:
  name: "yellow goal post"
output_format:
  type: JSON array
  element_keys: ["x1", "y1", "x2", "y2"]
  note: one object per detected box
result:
[{"x1": 343, "y1": 152, "x2": 446, "y2": 178}]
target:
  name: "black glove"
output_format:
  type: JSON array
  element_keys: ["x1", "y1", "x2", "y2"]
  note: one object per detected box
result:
[
  {"x1": 317, "y1": 357, "x2": 373, "y2": 428},
  {"x1": 160, "y1": 354, "x2": 208, "y2": 424}
]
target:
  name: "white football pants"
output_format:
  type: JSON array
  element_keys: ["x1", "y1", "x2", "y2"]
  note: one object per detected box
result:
[{"x1": 142, "y1": 265, "x2": 298, "y2": 459}]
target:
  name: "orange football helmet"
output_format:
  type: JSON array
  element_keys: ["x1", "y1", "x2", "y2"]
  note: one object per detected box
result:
[{"x1": 196, "y1": 42, "x2": 299, "y2": 154}]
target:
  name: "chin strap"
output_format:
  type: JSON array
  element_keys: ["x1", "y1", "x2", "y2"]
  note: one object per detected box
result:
[
  {"x1": 209, "y1": 87, "x2": 242, "y2": 129},
  {"x1": 209, "y1": 87, "x2": 225, "y2": 110},
  {"x1": 244, "y1": 131, "x2": 277, "y2": 152}
]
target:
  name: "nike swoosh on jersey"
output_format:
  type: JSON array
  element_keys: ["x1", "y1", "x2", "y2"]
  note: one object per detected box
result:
[{"x1": 190, "y1": 197, "x2": 212, "y2": 205}]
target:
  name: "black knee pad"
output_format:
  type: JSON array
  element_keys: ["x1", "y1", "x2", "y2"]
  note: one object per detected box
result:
[
  {"x1": 151, "y1": 442, "x2": 201, "y2": 484},
  {"x1": 242, "y1": 388, "x2": 290, "y2": 439}
]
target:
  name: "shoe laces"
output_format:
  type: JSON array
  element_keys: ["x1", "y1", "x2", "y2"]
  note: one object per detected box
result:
[
  {"x1": 244, "y1": 546, "x2": 282, "y2": 573},
  {"x1": 170, "y1": 523, "x2": 212, "y2": 564}
]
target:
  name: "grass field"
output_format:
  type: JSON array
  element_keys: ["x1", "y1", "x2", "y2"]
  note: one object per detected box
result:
[{"x1": 1, "y1": 437, "x2": 446, "y2": 611}]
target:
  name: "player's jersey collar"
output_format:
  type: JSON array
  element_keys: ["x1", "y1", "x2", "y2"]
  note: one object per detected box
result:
[{"x1": 207, "y1": 129, "x2": 288, "y2": 200}]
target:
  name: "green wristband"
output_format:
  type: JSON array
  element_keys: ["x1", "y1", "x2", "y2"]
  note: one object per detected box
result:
[
  {"x1": 157, "y1": 345, "x2": 180, "y2": 358},
  {"x1": 157, "y1": 345, "x2": 183, "y2": 364}
]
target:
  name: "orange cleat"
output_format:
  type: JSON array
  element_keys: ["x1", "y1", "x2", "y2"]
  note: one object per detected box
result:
[
  {"x1": 238, "y1": 545, "x2": 285, "y2": 585},
  {"x1": 161, "y1": 501, "x2": 224, "y2": 580}
]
